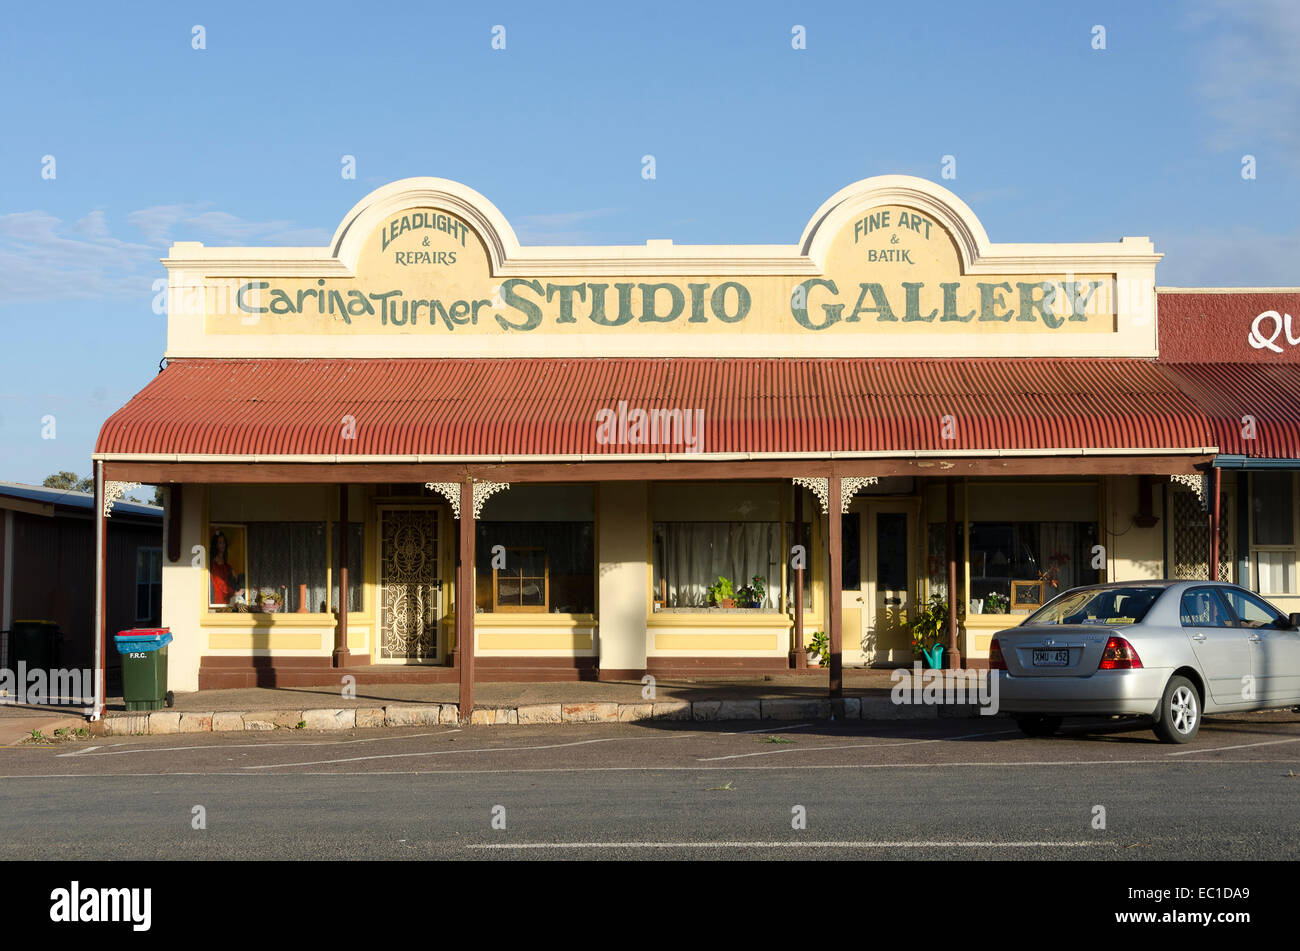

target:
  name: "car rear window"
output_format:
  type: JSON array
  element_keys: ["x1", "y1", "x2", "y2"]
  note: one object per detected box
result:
[{"x1": 1026, "y1": 587, "x2": 1162, "y2": 626}]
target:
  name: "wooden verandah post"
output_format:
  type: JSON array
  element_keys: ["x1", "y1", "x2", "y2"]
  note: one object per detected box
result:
[
  {"x1": 457, "y1": 479, "x2": 475, "y2": 721},
  {"x1": 828, "y1": 477, "x2": 842, "y2": 697},
  {"x1": 1208, "y1": 467, "x2": 1222, "y2": 581},
  {"x1": 332, "y1": 483, "x2": 350, "y2": 667}
]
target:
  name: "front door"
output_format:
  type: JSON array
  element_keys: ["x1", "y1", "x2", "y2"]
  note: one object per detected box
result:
[
  {"x1": 378, "y1": 507, "x2": 443, "y2": 662},
  {"x1": 865, "y1": 502, "x2": 917, "y2": 665}
]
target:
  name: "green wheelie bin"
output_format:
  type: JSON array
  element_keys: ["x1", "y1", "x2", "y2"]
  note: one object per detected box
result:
[{"x1": 114, "y1": 628, "x2": 174, "y2": 711}]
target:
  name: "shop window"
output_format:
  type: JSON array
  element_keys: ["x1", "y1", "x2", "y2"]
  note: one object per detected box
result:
[
  {"x1": 925, "y1": 522, "x2": 965, "y2": 601},
  {"x1": 1251, "y1": 472, "x2": 1297, "y2": 594},
  {"x1": 491, "y1": 547, "x2": 549, "y2": 612},
  {"x1": 968, "y1": 521, "x2": 1099, "y2": 615},
  {"x1": 328, "y1": 521, "x2": 366, "y2": 612},
  {"x1": 474, "y1": 485, "x2": 595, "y2": 615},
  {"x1": 782, "y1": 520, "x2": 813, "y2": 611},
  {"x1": 653, "y1": 521, "x2": 781, "y2": 608},
  {"x1": 208, "y1": 522, "x2": 327, "y2": 612},
  {"x1": 135, "y1": 547, "x2": 162, "y2": 624},
  {"x1": 841, "y1": 513, "x2": 861, "y2": 590}
]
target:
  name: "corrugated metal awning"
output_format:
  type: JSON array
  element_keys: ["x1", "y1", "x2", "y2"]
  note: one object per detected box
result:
[
  {"x1": 1159, "y1": 363, "x2": 1300, "y2": 459},
  {"x1": 94, "y1": 358, "x2": 1216, "y2": 460}
]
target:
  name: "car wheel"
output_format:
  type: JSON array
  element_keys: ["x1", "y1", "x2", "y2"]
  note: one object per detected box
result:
[
  {"x1": 1153, "y1": 676, "x2": 1200, "y2": 744},
  {"x1": 1015, "y1": 715, "x2": 1062, "y2": 737}
]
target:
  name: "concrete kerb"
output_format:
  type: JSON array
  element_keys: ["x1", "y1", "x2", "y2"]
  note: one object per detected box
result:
[{"x1": 95, "y1": 696, "x2": 984, "y2": 735}]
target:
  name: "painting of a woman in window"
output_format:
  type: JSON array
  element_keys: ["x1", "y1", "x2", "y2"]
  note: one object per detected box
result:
[{"x1": 208, "y1": 526, "x2": 246, "y2": 609}]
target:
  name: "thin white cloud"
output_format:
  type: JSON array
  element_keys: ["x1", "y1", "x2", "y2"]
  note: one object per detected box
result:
[
  {"x1": 1187, "y1": 0, "x2": 1300, "y2": 161},
  {"x1": 0, "y1": 204, "x2": 331, "y2": 303},
  {"x1": 513, "y1": 208, "x2": 621, "y2": 244},
  {"x1": 0, "y1": 210, "x2": 157, "y2": 301},
  {"x1": 1155, "y1": 226, "x2": 1300, "y2": 286}
]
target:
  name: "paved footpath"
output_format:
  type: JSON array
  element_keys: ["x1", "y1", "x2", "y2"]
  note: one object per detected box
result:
[{"x1": 90, "y1": 669, "x2": 990, "y2": 735}]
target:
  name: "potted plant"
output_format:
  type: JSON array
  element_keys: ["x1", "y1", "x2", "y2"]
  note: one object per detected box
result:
[
  {"x1": 707, "y1": 576, "x2": 736, "y2": 608},
  {"x1": 806, "y1": 630, "x2": 829, "y2": 667},
  {"x1": 909, "y1": 592, "x2": 948, "y2": 669},
  {"x1": 984, "y1": 591, "x2": 1009, "y2": 615},
  {"x1": 734, "y1": 575, "x2": 767, "y2": 608}
]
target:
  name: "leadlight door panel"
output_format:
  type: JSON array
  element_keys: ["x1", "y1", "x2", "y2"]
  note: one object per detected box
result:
[{"x1": 379, "y1": 508, "x2": 442, "y2": 661}]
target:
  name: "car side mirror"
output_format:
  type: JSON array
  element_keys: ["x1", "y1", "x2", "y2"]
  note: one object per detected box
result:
[{"x1": 1290, "y1": 613, "x2": 1300, "y2": 631}]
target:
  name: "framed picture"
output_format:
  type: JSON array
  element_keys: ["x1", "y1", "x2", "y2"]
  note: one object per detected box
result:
[
  {"x1": 1010, "y1": 580, "x2": 1045, "y2": 612},
  {"x1": 208, "y1": 523, "x2": 247, "y2": 609}
]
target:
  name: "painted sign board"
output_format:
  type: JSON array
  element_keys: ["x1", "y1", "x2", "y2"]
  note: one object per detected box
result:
[{"x1": 163, "y1": 175, "x2": 1162, "y2": 359}]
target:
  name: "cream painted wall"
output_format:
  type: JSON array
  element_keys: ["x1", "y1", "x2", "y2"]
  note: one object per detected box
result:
[
  {"x1": 597, "y1": 482, "x2": 649, "y2": 670},
  {"x1": 160, "y1": 486, "x2": 204, "y2": 692},
  {"x1": 1104, "y1": 476, "x2": 1166, "y2": 582}
]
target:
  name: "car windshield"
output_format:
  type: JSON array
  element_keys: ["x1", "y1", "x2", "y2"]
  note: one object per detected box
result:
[{"x1": 1025, "y1": 586, "x2": 1163, "y2": 626}]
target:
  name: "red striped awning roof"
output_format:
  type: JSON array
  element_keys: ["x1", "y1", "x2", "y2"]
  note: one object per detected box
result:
[
  {"x1": 95, "y1": 358, "x2": 1216, "y2": 459},
  {"x1": 1159, "y1": 363, "x2": 1300, "y2": 458}
]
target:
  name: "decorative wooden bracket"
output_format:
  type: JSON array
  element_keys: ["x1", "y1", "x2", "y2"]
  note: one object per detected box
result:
[
  {"x1": 792, "y1": 476, "x2": 880, "y2": 514},
  {"x1": 425, "y1": 481, "x2": 511, "y2": 519}
]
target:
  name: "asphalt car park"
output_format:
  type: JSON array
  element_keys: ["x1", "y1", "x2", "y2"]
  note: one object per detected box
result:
[{"x1": 2, "y1": 711, "x2": 1298, "y2": 860}]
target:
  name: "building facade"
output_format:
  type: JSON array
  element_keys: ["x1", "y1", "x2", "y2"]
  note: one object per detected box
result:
[
  {"x1": 0, "y1": 482, "x2": 161, "y2": 685},
  {"x1": 91, "y1": 175, "x2": 1300, "y2": 715}
]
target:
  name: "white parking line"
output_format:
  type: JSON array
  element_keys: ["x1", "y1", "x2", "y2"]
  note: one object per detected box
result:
[
  {"x1": 64, "y1": 730, "x2": 461, "y2": 756},
  {"x1": 719, "y1": 723, "x2": 810, "y2": 735},
  {"x1": 55, "y1": 746, "x2": 101, "y2": 757},
  {"x1": 467, "y1": 840, "x2": 1112, "y2": 850},
  {"x1": 4, "y1": 756, "x2": 1298, "y2": 779},
  {"x1": 697, "y1": 728, "x2": 1018, "y2": 761},
  {"x1": 239, "y1": 736, "x2": 628, "y2": 769},
  {"x1": 1168, "y1": 736, "x2": 1300, "y2": 756}
]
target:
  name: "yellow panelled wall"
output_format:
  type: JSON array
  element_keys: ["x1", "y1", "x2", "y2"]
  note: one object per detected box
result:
[{"x1": 160, "y1": 474, "x2": 1182, "y2": 686}]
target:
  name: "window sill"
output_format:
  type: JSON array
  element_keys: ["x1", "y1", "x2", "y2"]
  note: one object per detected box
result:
[
  {"x1": 201, "y1": 612, "x2": 367, "y2": 627},
  {"x1": 654, "y1": 607, "x2": 782, "y2": 614}
]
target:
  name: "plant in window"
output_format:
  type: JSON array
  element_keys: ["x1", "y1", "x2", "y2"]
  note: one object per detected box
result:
[
  {"x1": 734, "y1": 575, "x2": 767, "y2": 608},
  {"x1": 984, "y1": 591, "x2": 1010, "y2": 614},
  {"x1": 707, "y1": 576, "x2": 735, "y2": 608}
]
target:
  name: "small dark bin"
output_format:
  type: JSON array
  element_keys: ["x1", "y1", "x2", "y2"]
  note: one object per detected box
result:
[
  {"x1": 9, "y1": 619, "x2": 61, "y2": 673},
  {"x1": 114, "y1": 628, "x2": 174, "y2": 711}
]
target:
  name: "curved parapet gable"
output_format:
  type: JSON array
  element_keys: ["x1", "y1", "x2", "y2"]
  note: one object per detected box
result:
[
  {"x1": 329, "y1": 177, "x2": 521, "y2": 276},
  {"x1": 162, "y1": 174, "x2": 1162, "y2": 359}
]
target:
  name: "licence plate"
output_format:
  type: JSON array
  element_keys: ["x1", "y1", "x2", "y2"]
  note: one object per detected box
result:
[{"x1": 1032, "y1": 649, "x2": 1070, "y2": 667}]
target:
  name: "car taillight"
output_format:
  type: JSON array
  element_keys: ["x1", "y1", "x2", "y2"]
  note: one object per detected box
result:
[
  {"x1": 1099, "y1": 636, "x2": 1143, "y2": 670},
  {"x1": 988, "y1": 637, "x2": 1007, "y2": 670}
]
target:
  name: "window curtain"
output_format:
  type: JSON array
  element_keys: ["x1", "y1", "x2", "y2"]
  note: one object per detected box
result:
[
  {"x1": 248, "y1": 522, "x2": 328, "y2": 612},
  {"x1": 329, "y1": 522, "x2": 365, "y2": 612},
  {"x1": 1039, "y1": 521, "x2": 1080, "y2": 590},
  {"x1": 659, "y1": 522, "x2": 780, "y2": 608}
]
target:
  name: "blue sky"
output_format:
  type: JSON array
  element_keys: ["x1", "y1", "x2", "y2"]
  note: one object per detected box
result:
[{"x1": 1, "y1": 0, "x2": 1297, "y2": 488}]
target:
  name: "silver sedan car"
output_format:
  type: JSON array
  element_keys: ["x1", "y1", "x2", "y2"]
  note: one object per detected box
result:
[{"x1": 991, "y1": 580, "x2": 1300, "y2": 743}]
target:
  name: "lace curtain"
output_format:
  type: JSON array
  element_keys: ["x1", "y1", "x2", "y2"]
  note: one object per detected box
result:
[
  {"x1": 656, "y1": 521, "x2": 781, "y2": 608},
  {"x1": 329, "y1": 522, "x2": 365, "y2": 612},
  {"x1": 247, "y1": 522, "x2": 328, "y2": 613}
]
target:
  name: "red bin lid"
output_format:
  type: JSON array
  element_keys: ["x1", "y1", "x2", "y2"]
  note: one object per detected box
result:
[{"x1": 116, "y1": 628, "x2": 170, "y2": 638}]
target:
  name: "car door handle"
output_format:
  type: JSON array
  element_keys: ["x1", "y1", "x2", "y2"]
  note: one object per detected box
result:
[
  {"x1": 1248, "y1": 634, "x2": 1262, "y2": 643},
  {"x1": 1191, "y1": 633, "x2": 1207, "y2": 641}
]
